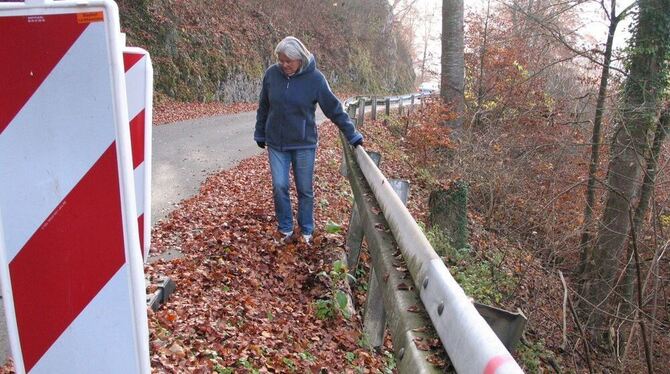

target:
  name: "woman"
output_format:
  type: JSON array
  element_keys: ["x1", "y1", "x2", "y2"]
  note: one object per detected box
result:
[{"x1": 254, "y1": 36, "x2": 363, "y2": 245}]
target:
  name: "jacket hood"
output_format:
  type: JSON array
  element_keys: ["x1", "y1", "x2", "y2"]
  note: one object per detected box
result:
[{"x1": 299, "y1": 55, "x2": 316, "y2": 76}]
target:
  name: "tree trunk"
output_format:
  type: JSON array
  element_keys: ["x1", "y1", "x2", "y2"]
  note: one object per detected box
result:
[
  {"x1": 620, "y1": 107, "x2": 669, "y2": 328},
  {"x1": 581, "y1": 0, "x2": 670, "y2": 344},
  {"x1": 578, "y1": 0, "x2": 620, "y2": 277},
  {"x1": 441, "y1": 0, "x2": 465, "y2": 131}
]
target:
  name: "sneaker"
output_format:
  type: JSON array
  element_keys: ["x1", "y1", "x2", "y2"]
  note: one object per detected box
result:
[
  {"x1": 302, "y1": 234, "x2": 312, "y2": 246},
  {"x1": 279, "y1": 231, "x2": 295, "y2": 244}
]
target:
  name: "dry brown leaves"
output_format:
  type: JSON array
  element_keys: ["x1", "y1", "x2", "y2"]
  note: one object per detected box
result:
[
  {"x1": 147, "y1": 121, "x2": 394, "y2": 373},
  {"x1": 153, "y1": 100, "x2": 258, "y2": 125}
]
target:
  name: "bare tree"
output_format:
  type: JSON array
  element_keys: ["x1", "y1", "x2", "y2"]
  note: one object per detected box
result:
[
  {"x1": 417, "y1": 2, "x2": 440, "y2": 84},
  {"x1": 384, "y1": 0, "x2": 421, "y2": 35},
  {"x1": 581, "y1": 0, "x2": 670, "y2": 349},
  {"x1": 474, "y1": 0, "x2": 492, "y2": 128},
  {"x1": 578, "y1": 0, "x2": 636, "y2": 277}
]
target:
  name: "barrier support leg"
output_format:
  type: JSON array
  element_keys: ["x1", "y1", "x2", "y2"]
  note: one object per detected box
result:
[
  {"x1": 346, "y1": 151, "x2": 382, "y2": 276},
  {"x1": 362, "y1": 179, "x2": 410, "y2": 349},
  {"x1": 364, "y1": 268, "x2": 386, "y2": 348}
]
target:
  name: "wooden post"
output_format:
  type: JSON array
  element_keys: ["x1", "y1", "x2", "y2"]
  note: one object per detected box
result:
[
  {"x1": 385, "y1": 98, "x2": 391, "y2": 116},
  {"x1": 358, "y1": 97, "x2": 365, "y2": 126},
  {"x1": 371, "y1": 96, "x2": 377, "y2": 121},
  {"x1": 363, "y1": 179, "x2": 410, "y2": 349}
]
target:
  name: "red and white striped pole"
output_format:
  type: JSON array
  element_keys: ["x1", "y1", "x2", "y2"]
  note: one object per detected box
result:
[
  {"x1": 123, "y1": 42, "x2": 153, "y2": 262},
  {"x1": 0, "y1": 1, "x2": 150, "y2": 372}
]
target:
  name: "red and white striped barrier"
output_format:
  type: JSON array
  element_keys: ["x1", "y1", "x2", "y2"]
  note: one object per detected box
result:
[
  {"x1": 123, "y1": 45, "x2": 153, "y2": 262},
  {"x1": 0, "y1": 1, "x2": 150, "y2": 373}
]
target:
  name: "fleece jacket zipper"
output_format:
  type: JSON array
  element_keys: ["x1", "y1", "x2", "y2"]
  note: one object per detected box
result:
[{"x1": 280, "y1": 75, "x2": 291, "y2": 151}]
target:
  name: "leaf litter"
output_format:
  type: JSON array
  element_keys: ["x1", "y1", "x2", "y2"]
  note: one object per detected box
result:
[{"x1": 146, "y1": 119, "x2": 394, "y2": 373}]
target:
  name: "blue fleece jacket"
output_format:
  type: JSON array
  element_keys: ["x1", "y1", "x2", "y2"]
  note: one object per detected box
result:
[{"x1": 254, "y1": 56, "x2": 362, "y2": 151}]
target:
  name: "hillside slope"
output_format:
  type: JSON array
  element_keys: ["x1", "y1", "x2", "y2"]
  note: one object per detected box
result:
[{"x1": 116, "y1": 0, "x2": 416, "y2": 102}]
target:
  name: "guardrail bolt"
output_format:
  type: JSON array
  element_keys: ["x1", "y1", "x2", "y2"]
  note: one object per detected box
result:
[
  {"x1": 398, "y1": 347, "x2": 405, "y2": 360},
  {"x1": 437, "y1": 302, "x2": 444, "y2": 316},
  {"x1": 422, "y1": 277, "x2": 429, "y2": 289}
]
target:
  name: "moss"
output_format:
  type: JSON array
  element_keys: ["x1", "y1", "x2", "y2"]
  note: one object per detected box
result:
[{"x1": 428, "y1": 181, "x2": 469, "y2": 250}]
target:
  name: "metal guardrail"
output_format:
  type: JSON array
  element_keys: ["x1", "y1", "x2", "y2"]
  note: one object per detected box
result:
[
  {"x1": 341, "y1": 97, "x2": 524, "y2": 374},
  {"x1": 344, "y1": 93, "x2": 430, "y2": 125}
]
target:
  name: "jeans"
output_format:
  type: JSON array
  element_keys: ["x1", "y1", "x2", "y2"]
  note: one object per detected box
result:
[{"x1": 268, "y1": 147, "x2": 316, "y2": 235}]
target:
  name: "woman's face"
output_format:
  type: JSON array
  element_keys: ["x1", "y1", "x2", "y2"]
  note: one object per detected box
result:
[{"x1": 278, "y1": 53, "x2": 301, "y2": 76}]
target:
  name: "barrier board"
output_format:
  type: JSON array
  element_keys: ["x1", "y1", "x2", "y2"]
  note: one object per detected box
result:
[
  {"x1": 0, "y1": 1, "x2": 150, "y2": 372},
  {"x1": 123, "y1": 46, "x2": 153, "y2": 262}
]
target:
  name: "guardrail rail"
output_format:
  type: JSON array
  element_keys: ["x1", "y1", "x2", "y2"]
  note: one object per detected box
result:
[{"x1": 340, "y1": 94, "x2": 524, "y2": 374}]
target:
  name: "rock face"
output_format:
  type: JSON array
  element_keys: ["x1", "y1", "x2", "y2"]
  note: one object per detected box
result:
[
  {"x1": 117, "y1": 0, "x2": 416, "y2": 102},
  {"x1": 216, "y1": 73, "x2": 262, "y2": 104}
]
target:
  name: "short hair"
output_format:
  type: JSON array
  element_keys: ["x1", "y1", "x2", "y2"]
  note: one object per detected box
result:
[{"x1": 275, "y1": 36, "x2": 312, "y2": 73}]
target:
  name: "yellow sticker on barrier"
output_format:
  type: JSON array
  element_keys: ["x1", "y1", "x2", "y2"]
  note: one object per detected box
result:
[{"x1": 77, "y1": 12, "x2": 104, "y2": 24}]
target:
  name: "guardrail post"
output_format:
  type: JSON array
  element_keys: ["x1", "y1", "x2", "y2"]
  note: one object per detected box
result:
[
  {"x1": 385, "y1": 98, "x2": 391, "y2": 116},
  {"x1": 410, "y1": 95, "x2": 415, "y2": 115},
  {"x1": 339, "y1": 117, "x2": 358, "y2": 176},
  {"x1": 363, "y1": 179, "x2": 410, "y2": 349},
  {"x1": 398, "y1": 98, "x2": 404, "y2": 116},
  {"x1": 363, "y1": 268, "x2": 385, "y2": 348},
  {"x1": 347, "y1": 102, "x2": 357, "y2": 119},
  {"x1": 346, "y1": 151, "x2": 381, "y2": 273},
  {"x1": 371, "y1": 96, "x2": 377, "y2": 121},
  {"x1": 358, "y1": 97, "x2": 365, "y2": 126}
]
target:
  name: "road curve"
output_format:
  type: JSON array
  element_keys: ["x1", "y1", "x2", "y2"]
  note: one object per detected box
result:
[
  {"x1": 151, "y1": 108, "x2": 326, "y2": 224},
  {"x1": 151, "y1": 111, "x2": 262, "y2": 224}
]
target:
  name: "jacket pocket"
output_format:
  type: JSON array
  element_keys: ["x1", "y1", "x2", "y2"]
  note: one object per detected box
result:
[{"x1": 285, "y1": 118, "x2": 306, "y2": 144}]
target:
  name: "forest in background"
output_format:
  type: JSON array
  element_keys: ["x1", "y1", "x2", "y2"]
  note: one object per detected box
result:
[
  {"x1": 420, "y1": 0, "x2": 669, "y2": 372},
  {"x1": 115, "y1": 0, "x2": 416, "y2": 103}
]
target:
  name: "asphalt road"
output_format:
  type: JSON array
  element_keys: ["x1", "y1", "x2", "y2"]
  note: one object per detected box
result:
[
  {"x1": 151, "y1": 111, "x2": 264, "y2": 224},
  {"x1": 151, "y1": 108, "x2": 326, "y2": 224},
  {"x1": 0, "y1": 108, "x2": 327, "y2": 365}
]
